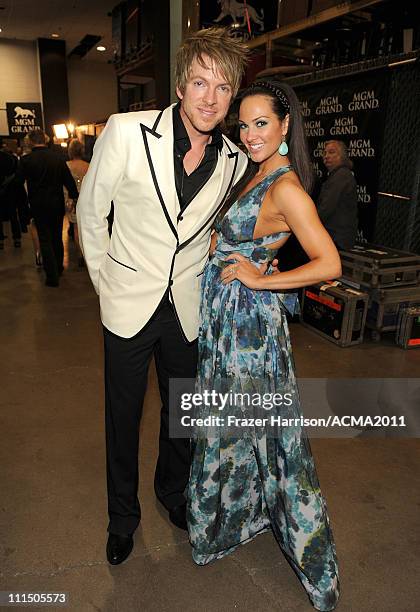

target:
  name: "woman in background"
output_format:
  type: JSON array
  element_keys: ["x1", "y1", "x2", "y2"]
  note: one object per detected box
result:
[
  {"x1": 65, "y1": 139, "x2": 89, "y2": 266},
  {"x1": 188, "y1": 81, "x2": 341, "y2": 611}
]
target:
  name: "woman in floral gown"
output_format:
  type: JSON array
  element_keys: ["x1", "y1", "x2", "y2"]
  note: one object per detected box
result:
[{"x1": 187, "y1": 81, "x2": 341, "y2": 611}]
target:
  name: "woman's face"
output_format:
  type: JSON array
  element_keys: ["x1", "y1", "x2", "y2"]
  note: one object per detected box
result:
[{"x1": 239, "y1": 94, "x2": 288, "y2": 164}]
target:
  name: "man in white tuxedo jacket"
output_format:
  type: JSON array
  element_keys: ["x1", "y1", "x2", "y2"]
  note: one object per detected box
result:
[{"x1": 77, "y1": 28, "x2": 248, "y2": 565}]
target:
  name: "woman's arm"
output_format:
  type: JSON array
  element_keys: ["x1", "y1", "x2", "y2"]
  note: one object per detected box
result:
[{"x1": 221, "y1": 179, "x2": 341, "y2": 289}]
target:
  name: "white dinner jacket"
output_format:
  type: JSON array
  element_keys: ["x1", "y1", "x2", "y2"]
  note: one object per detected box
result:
[{"x1": 77, "y1": 104, "x2": 248, "y2": 341}]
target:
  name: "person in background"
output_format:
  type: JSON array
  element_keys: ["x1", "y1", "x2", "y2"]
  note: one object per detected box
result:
[
  {"x1": 317, "y1": 139, "x2": 358, "y2": 251},
  {"x1": 0, "y1": 148, "x2": 29, "y2": 250},
  {"x1": 29, "y1": 219, "x2": 42, "y2": 266},
  {"x1": 65, "y1": 139, "x2": 89, "y2": 266},
  {"x1": 0, "y1": 150, "x2": 19, "y2": 249},
  {"x1": 17, "y1": 130, "x2": 78, "y2": 286}
]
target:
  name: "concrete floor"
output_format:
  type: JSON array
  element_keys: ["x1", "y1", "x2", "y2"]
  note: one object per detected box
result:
[{"x1": 1, "y1": 227, "x2": 419, "y2": 612}]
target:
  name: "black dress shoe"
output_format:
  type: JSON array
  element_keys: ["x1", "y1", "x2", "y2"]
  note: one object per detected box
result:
[
  {"x1": 106, "y1": 533, "x2": 134, "y2": 565},
  {"x1": 169, "y1": 503, "x2": 188, "y2": 531},
  {"x1": 45, "y1": 279, "x2": 59, "y2": 287}
]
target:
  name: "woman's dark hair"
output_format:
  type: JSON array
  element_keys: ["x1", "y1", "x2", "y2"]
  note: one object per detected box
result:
[{"x1": 241, "y1": 80, "x2": 313, "y2": 194}]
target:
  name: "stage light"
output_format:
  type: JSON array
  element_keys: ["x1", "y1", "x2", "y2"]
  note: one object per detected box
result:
[{"x1": 53, "y1": 124, "x2": 69, "y2": 139}]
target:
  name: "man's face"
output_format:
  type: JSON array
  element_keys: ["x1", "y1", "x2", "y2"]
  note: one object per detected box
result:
[
  {"x1": 322, "y1": 142, "x2": 342, "y2": 171},
  {"x1": 176, "y1": 55, "x2": 233, "y2": 137}
]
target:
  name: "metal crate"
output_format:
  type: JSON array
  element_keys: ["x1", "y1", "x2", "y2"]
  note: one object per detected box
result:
[
  {"x1": 339, "y1": 243, "x2": 420, "y2": 289},
  {"x1": 300, "y1": 281, "x2": 369, "y2": 347},
  {"x1": 366, "y1": 285, "x2": 420, "y2": 341},
  {"x1": 395, "y1": 306, "x2": 420, "y2": 349}
]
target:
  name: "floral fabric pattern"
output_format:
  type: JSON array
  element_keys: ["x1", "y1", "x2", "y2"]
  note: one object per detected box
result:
[{"x1": 187, "y1": 166, "x2": 340, "y2": 611}]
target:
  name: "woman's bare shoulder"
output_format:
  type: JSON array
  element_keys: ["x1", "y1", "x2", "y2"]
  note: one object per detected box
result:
[{"x1": 271, "y1": 172, "x2": 312, "y2": 210}]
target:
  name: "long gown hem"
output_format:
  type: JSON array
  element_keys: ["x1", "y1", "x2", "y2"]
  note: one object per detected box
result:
[{"x1": 188, "y1": 165, "x2": 340, "y2": 612}]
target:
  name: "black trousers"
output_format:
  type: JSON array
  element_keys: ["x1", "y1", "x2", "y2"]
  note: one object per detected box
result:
[
  {"x1": 34, "y1": 214, "x2": 64, "y2": 283},
  {"x1": 103, "y1": 301, "x2": 197, "y2": 536},
  {"x1": 0, "y1": 210, "x2": 21, "y2": 241}
]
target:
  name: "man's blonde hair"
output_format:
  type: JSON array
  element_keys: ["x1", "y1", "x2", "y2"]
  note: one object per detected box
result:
[{"x1": 175, "y1": 27, "x2": 249, "y2": 98}]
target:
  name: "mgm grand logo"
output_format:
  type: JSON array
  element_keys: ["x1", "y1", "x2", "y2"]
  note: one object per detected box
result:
[
  {"x1": 330, "y1": 116, "x2": 358, "y2": 135},
  {"x1": 356, "y1": 228, "x2": 368, "y2": 244},
  {"x1": 313, "y1": 141, "x2": 326, "y2": 158},
  {"x1": 14, "y1": 106, "x2": 36, "y2": 118},
  {"x1": 312, "y1": 161, "x2": 323, "y2": 178},
  {"x1": 315, "y1": 96, "x2": 342, "y2": 115},
  {"x1": 357, "y1": 185, "x2": 372, "y2": 204},
  {"x1": 300, "y1": 101, "x2": 311, "y2": 117},
  {"x1": 348, "y1": 90, "x2": 379, "y2": 111},
  {"x1": 305, "y1": 120, "x2": 324, "y2": 137},
  {"x1": 348, "y1": 138, "x2": 375, "y2": 157},
  {"x1": 10, "y1": 105, "x2": 39, "y2": 133}
]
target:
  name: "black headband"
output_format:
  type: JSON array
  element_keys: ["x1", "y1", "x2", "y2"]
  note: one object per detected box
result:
[{"x1": 250, "y1": 81, "x2": 290, "y2": 114}]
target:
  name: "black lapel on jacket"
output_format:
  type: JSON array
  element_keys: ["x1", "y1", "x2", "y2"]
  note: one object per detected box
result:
[
  {"x1": 140, "y1": 111, "x2": 178, "y2": 241},
  {"x1": 177, "y1": 147, "x2": 238, "y2": 252}
]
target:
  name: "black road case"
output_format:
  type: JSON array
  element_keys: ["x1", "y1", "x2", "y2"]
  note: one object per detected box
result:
[
  {"x1": 300, "y1": 281, "x2": 369, "y2": 347},
  {"x1": 339, "y1": 243, "x2": 420, "y2": 289},
  {"x1": 366, "y1": 285, "x2": 420, "y2": 341},
  {"x1": 396, "y1": 306, "x2": 420, "y2": 349}
]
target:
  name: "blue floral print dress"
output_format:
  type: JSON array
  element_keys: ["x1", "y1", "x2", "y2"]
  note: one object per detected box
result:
[{"x1": 187, "y1": 166, "x2": 340, "y2": 612}]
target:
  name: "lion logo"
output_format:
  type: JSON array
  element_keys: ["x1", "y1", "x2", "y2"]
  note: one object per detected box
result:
[
  {"x1": 214, "y1": 0, "x2": 265, "y2": 31},
  {"x1": 14, "y1": 106, "x2": 36, "y2": 119}
]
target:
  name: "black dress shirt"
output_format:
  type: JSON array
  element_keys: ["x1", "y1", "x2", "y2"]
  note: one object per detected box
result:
[
  {"x1": 173, "y1": 103, "x2": 223, "y2": 213},
  {"x1": 152, "y1": 105, "x2": 224, "y2": 319}
]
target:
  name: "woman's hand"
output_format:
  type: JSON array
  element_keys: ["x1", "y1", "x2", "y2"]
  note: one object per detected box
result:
[{"x1": 220, "y1": 253, "x2": 274, "y2": 289}]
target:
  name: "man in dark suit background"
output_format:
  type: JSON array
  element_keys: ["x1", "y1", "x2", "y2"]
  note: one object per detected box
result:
[
  {"x1": 18, "y1": 130, "x2": 78, "y2": 286},
  {"x1": 317, "y1": 140, "x2": 358, "y2": 251},
  {"x1": 0, "y1": 148, "x2": 30, "y2": 250},
  {"x1": 0, "y1": 149, "x2": 19, "y2": 249}
]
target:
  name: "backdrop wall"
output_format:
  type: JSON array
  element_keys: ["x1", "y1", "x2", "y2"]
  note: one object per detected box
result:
[
  {"x1": 67, "y1": 59, "x2": 118, "y2": 125},
  {"x1": 0, "y1": 39, "x2": 118, "y2": 137},
  {"x1": 296, "y1": 70, "x2": 390, "y2": 243},
  {"x1": 0, "y1": 39, "x2": 42, "y2": 136}
]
